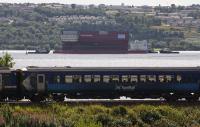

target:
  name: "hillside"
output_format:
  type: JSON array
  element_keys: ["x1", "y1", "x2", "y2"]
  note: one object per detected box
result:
[{"x1": 0, "y1": 3, "x2": 199, "y2": 50}]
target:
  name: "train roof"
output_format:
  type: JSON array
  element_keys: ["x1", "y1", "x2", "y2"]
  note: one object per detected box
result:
[
  {"x1": 0, "y1": 67, "x2": 13, "y2": 73},
  {"x1": 24, "y1": 66, "x2": 200, "y2": 72}
]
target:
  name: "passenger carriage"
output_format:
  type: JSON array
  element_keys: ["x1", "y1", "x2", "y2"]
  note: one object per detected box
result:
[
  {"x1": 0, "y1": 68, "x2": 18, "y2": 100},
  {"x1": 21, "y1": 67, "x2": 200, "y2": 101}
]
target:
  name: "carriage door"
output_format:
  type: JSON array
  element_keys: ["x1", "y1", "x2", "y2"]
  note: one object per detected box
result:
[
  {"x1": 0, "y1": 74, "x2": 2, "y2": 92},
  {"x1": 37, "y1": 74, "x2": 45, "y2": 93}
]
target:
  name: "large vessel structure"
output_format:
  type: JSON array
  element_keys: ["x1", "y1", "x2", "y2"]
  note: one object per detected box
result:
[{"x1": 54, "y1": 31, "x2": 148, "y2": 54}]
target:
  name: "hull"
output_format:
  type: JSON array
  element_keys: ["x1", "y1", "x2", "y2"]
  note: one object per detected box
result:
[
  {"x1": 54, "y1": 51, "x2": 127, "y2": 54},
  {"x1": 27, "y1": 51, "x2": 50, "y2": 54},
  {"x1": 128, "y1": 50, "x2": 148, "y2": 54},
  {"x1": 53, "y1": 50, "x2": 149, "y2": 54},
  {"x1": 159, "y1": 49, "x2": 179, "y2": 54}
]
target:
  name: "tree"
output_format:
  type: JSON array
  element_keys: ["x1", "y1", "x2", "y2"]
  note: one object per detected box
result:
[{"x1": 0, "y1": 53, "x2": 15, "y2": 68}]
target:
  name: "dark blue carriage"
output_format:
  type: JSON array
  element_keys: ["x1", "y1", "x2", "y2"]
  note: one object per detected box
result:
[
  {"x1": 0, "y1": 68, "x2": 18, "y2": 99},
  {"x1": 21, "y1": 67, "x2": 200, "y2": 101}
]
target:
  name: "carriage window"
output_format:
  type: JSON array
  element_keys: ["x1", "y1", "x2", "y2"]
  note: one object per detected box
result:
[
  {"x1": 148, "y1": 75, "x2": 156, "y2": 82},
  {"x1": 140, "y1": 75, "x2": 146, "y2": 82},
  {"x1": 94, "y1": 75, "x2": 101, "y2": 83},
  {"x1": 111, "y1": 75, "x2": 119, "y2": 82},
  {"x1": 122, "y1": 75, "x2": 129, "y2": 83},
  {"x1": 103, "y1": 75, "x2": 110, "y2": 83},
  {"x1": 73, "y1": 75, "x2": 82, "y2": 83},
  {"x1": 65, "y1": 75, "x2": 73, "y2": 83},
  {"x1": 84, "y1": 75, "x2": 92, "y2": 83},
  {"x1": 159, "y1": 75, "x2": 165, "y2": 82},
  {"x1": 131, "y1": 75, "x2": 138, "y2": 82},
  {"x1": 56, "y1": 75, "x2": 60, "y2": 83},
  {"x1": 177, "y1": 75, "x2": 182, "y2": 82},
  {"x1": 166, "y1": 75, "x2": 173, "y2": 82}
]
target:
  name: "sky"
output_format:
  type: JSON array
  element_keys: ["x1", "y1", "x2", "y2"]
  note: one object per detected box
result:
[{"x1": 0, "y1": 0, "x2": 199, "y2": 6}]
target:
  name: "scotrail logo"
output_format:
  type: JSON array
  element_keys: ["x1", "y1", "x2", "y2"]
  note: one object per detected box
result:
[{"x1": 115, "y1": 85, "x2": 136, "y2": 90}]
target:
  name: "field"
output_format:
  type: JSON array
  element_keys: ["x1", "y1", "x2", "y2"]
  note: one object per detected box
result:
[{"x1": 0, "y1": 103, "x2": 199, "y2": 127}]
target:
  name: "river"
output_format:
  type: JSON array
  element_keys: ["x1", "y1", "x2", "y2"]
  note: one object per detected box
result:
[{"x1": 0, "y1": 50, "x2": 200, "y2": 69}]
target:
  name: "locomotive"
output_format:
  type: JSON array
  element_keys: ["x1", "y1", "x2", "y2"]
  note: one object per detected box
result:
[{"x1": 0, "y1": 66, "x2": 200, "y2": 102}]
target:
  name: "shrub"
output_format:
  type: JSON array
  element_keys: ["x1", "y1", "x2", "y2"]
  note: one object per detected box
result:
[
  {"x1": 0, "y1": 104, "x2": 13, "y2": 123},
  {"x1": 95, "y1": 113, "x2": 112, "y2": 127},
  {"x1": 75, "y1": 118, "x2": 102, "y2": 127},
  {"x1": 76, "y1": 107, "x2": 85, "y2": 114},
  {"x1": 60, "y1": 119, "x2": 75, "y2": 127},
  {"x1": 88, "y1": 105, "x2": 106, "y2": 115},
  {"x1": 155, "y1": 106, "x2": 186, "y2": 125},
  {"x1": 0, "y1": 104, "x2": 200, "y2": 127},
  {"x1": 11, "y1": 114, "x2": 30, "y2": 127},
  {"x1": 152, "y1": 118, "x2": 180, "y2": 127},
  {"x1": 0, "y1": 115, "x2": 5, "y2": 127},
  {"x1": 127, "y1": 112, "x2": 138, "y2": 125},
  {"x1": 40, "y1": 122, "x2": 57, "y2": 127},
  {"x1": 140, "y1": 110, "x2": 161, "y2": 124},
  {"x1": 111, "y1": 118, "x2": 132, "y2": 127},
  {"x1": 49, "y1": 103, "x2": 69, "y2": 116},
  {"x1": 111, "y1": 106, "x2": 127, "y2": 116},
  {"x1": 156, "y1": 106, "x2": 179, "y2": 117}
]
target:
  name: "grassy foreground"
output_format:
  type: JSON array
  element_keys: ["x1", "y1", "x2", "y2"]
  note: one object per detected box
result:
[{"x1": 0, "y1": 104, "x2": 199, "y2": 127}]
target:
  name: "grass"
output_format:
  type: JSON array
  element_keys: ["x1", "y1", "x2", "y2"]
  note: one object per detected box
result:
[{"x1": 0, "y1": 103, "x2": 199, "y2": 127}]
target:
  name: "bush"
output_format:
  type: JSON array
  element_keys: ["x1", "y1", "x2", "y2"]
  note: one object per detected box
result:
[
  {"x1": 7, "y1": 114, "x2": 31, "y2": 127},
  {"x1": 95, "y1": 113, "x2": 112, "y2": 126},
  {"x1": 155, "y1": 106, "x2": 186, "y2": 125},
  {"x1": 127, "y1": 112, "x2": 138, "y2": 126},
  {"x1": 88, "y1": 105, "x2": 106, "y2": 115},
  {"x1": 140, "y1": 110, "x2": 161, "y2": 124},
  {"x1": 76, "y1": 107, "x2": 85, "y2": 114},
  {"x1": 111, "y1": 118, "x2": 132, "y2": 127},
  {"x1": 0, "y1": 104, "x2": 13, "y2": 123},
  {"x1": 111, "y1": 106, "x2": 127, "y2": 116},
  {"x1": 0, "y1": 115, "x2": 5, "y2": 127},
  {"x1": 152, "y1": 118, "x2": 180, "y2": 127},
  {"x1": 75, "y1": 118, "x2": 102, "y2": 127},
  {"x1": 0, "y1": 104, "x2": 200, "y2": 127},
  {"x1": 60, "y1": 119, "x2": 75, "y2": 127}
]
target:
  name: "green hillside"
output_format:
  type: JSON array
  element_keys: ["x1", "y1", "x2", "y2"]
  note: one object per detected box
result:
[{"x1": 0, "y1": 3, "x2": 199, "y2": 50}]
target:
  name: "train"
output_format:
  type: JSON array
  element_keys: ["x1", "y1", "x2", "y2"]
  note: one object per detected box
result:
[{"x1": 0, "y1": 66, "x2": 200, "y2": 102}]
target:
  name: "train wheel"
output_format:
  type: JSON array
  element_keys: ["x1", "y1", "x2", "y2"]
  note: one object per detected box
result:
[
  {"x1": 53, "y1": 95, "x2": 65, "y2": 102},
  {"x1": 30, "y1": 95, "x2": 45, "y2": 103},
  {"x1": 0, "y1": 96, "x2": 5, "y2": 102},
  {"x1": 186, "y1": 96, "x2": 199, "y2": 102},
  {"x1": 165, "y1": 96, "x2": 178, "y2": 102}
]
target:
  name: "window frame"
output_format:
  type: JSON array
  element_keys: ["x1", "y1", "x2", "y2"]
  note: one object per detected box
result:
[
  {"x1": 94, "y1": 75, "x2": 101, "y2": 83},
  {"x1": 84, "y1": 75, "x2": 92, "y2": 83},
  {"x1": 130, "y1": 75, "x2": 138, "y2": 83},
  {"x1": 103, "y1": 75, "x2": 110, "y2": 83},
  {"x1": 121, "y1": 75, "x2": 129, "y2": 83},
  {"x1": 65, "y1": 75, "x2": 73, "y2": 83}
]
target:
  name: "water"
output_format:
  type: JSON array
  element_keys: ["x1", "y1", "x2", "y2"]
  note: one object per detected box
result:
[{"x1": 0, "y1": 50, "x2": 200, "y2": 69}]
